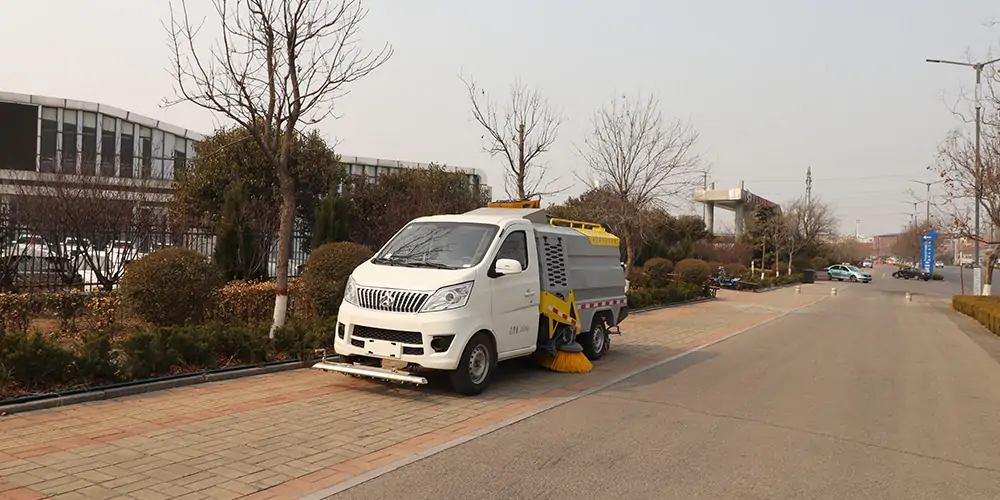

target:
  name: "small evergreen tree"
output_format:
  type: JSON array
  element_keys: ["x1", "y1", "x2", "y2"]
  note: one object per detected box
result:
[
  {"x1": 214, "y1": 182, "x2": 265, "y2": 281},
  {"x1": 311, "y1": 185, "x2": 351, "y2": 250}
]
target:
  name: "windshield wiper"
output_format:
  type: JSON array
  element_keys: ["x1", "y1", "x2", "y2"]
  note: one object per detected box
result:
[
  {"x1": 396, "y1": 261, "x2": 455, "y2": 269},
  {"x1": 372, "y1": 256, "x2": 403, "y2": 266}
]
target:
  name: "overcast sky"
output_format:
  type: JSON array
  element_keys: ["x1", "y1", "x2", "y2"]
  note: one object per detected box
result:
[{"x1": 3, "y1": 0, "x2": 999, "y2": 236}]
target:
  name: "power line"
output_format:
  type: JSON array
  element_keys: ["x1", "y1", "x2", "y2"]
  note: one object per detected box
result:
[{"x1": 752, "y1": 173, "x2": 917, "y2": 183}]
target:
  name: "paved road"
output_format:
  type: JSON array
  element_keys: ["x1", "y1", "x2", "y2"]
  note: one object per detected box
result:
[{"x1": 332, "y1": 277, "x2": 1000, "y2": 499}]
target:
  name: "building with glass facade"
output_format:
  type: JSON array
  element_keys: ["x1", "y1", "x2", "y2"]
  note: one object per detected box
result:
[{"x1": 0, "y1": 91, "x2": 490, "y2": 208}]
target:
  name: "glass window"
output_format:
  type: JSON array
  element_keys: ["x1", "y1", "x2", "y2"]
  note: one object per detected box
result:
[
  {"x1": 496, "y1": 230, "x2": 529, "y2": 270},
  {"x1": 375, "y1": 222, "x2": 499, "y2": 269},
  {"x1": 81, "y1": 112, "x2": 97, "y2": 175},
  {"x1": 140, "y1": 127, "x2": 152, "y2": 179},
  {"x1": 61, "y1": 110, "x2": 78, "y2": 174},
  {"x1": 100, "y1": 116, "x2": 116, "y2": 176},
  {"x1": 39, "y1": 107, "x2": 58, "y2": 172},
  {"x1": 120, "y1": 122, "x2": 134, "y2": 178},
  {"x1": 151, "y1": 129, "x2": 164, "y2": 178},
  {"x1": 173, "y1": 137, "x2": 187, "y2": 179}
]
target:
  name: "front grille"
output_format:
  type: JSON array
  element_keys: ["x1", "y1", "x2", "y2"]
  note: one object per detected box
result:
[
  {"x1": 357, "y1": 287, "x2": 429, "y2": 313},
  {"x1": 352, "y1": 325, "x2": 422, "y2": 345}
]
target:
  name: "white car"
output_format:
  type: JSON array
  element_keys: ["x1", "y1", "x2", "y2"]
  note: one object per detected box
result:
[{"x1": 10, "y1": 234, "x2": 52, "y2": 257}]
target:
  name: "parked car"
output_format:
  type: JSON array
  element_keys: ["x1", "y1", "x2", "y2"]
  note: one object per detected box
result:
[
  {"x1": 893, "y1": 267, "x2": 930, "y2": 281},
  {"x1": 10, "y1": 234, "x2": 52, "y2": 257},
  {"x1": 827, "y1": 264, "x2": 872, "y2": 283},
  {"x1": 935, "y1": 260, "x2": 945, "y2": 268},
  {"x1": 862, "y1": 260, "x2": 873, "y2": 268},
  {"x1": 6, "y1": 255, "x2": 84, "y2": 292},
  {"x1": 62, "y1": 237, "x2": 92, "y2": 258}
]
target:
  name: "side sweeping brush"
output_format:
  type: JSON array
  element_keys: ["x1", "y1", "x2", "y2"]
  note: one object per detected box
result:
[{"x1": 535, "y1": 341, "x2": 593, "y2": 373}]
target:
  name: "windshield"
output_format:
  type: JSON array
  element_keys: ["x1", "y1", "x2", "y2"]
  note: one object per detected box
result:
[
  {"x1": 375, "y1": 222, "x2": 499, "y2": 269},
  {"x1": 847, "y1": 266, "x2": 862, "y2": 273}
]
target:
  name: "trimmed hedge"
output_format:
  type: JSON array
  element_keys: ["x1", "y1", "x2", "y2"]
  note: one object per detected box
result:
[
  {"x1": 120, "y1": 248, "x2": 224, "y2": 326},
  {"x1": 643, "y1": 258, "x2": 674, "y2": 288},
  {"x1": 0, "y1": 317, "x2": 338, "y2": 398},
  {"x1": 953, "y1": 295, "x2": 1000, "y2": 336},
  {"x1": 212, "y1": 279, "x2": 307, "y2": 325},
  {"x1": 675, "y1": 258, "x2": 712, "y2": 285},
  {"x1": 627, "y1": 283, "x2": 708, "y2": 309}
]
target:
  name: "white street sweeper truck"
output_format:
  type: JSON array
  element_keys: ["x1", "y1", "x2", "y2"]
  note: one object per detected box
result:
[{"x1": 313, "y1": 200, "x2": 629, "y2": 395}]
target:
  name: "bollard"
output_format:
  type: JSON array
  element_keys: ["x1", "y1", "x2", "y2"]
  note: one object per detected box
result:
[
  {"x1": 830, "y1": 287, "x2": 837, "y2": 296},
  {"x1": 795, "y1": 285, "x2": 801, "y2": 294},
  {"x1": 905, "y1": 292, "x2": 912, "y2": 302}
]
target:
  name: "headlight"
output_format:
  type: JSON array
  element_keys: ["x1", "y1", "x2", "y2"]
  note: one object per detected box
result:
[
  {"x1": 343, "y1": 276, "x2": 358, "y2": 305},
  {"x1": 420, "y1": 281, "x2": 474, "y2": 313}
]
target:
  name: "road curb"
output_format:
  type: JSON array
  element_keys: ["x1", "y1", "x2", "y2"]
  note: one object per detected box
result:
[{"x1": 303, "y1": 292, "x2": 831, "y2": 500}]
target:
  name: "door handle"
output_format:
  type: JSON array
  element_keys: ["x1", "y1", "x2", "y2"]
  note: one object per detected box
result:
[{"x1": 524, "y1": 290, "x2": 536, "y2": 297}]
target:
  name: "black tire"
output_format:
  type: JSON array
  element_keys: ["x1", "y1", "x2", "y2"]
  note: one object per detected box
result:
[
  {"x1": 850, "y1": 276, "x2": 858, "y2": 283},
  {"x1": 580, "y1": 317, "x2": 609, "y2": 361},
  {"x1": 449, "y1": 332, "x2": 496, "y2": 396}
]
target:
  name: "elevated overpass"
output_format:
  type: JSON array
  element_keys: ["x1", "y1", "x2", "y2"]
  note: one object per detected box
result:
[{"x1": 693, "y1": 180, "x2": 780, "y2": 237}]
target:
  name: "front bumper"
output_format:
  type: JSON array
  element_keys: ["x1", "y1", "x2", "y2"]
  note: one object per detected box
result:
[{"x1": 332, "y1": 301, "x2": 484, "y2": 371}]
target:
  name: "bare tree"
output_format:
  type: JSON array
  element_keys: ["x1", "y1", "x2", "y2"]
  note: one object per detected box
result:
[
  {"x1": 11, "y1": 172, "x2": 163, "y2": 291},
  {"x1": 462, "y1": 76, "x2": 563, "y2": 200},
  {"x1": 781, "y1": 197, "x2": 837, "y2": 274},
  {"x1": 577, "y1": 92, "x2": 701, "y2": 277},
  {"x1": 932, "y1": 126, "x2": 1000, "y2": 292},
  {"x1": 166, "y1": 0, "x2": 392, "y2": 335}
]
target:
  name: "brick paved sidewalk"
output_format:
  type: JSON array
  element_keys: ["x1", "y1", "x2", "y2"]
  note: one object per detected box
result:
[{"x1": 0, "y1": 286, "x2": 827, "y2": 500}]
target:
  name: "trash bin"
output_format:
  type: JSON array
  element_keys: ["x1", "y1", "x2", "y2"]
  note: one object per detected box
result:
[{"x1": 802, "y1": 269, "x2": 816, "y2": 284}]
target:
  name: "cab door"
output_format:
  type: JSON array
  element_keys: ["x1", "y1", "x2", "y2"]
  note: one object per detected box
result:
[{"x1": 488, "y1": 226, "x2": 540, "y2": 355}]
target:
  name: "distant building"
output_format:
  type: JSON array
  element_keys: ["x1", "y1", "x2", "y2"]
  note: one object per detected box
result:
[{"x1": 0, "y1": 90, "x2": 491, "y2": 218}]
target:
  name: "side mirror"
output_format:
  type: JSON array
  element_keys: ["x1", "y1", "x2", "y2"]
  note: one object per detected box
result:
[{"x1": 494, "y1": 258, "x2": 523, "y2": 276}]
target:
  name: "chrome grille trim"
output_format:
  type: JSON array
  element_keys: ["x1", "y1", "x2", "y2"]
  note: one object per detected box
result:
[{"x1": 356, "y1": 287, "x2": 430, "y2": 313}]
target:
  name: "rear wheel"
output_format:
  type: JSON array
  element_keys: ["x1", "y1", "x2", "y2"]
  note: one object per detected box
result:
[
  {"x1": 449, "y1": 332, "x2": 496, "y2": 396},
  {"x1": 580, "y1": 318, "x2": 609, "y2": 361}
]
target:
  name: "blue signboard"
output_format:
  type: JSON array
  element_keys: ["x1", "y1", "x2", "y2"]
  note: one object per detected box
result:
[{"x1": 921, "y1": 228, "x2": 938, "y2": 274}]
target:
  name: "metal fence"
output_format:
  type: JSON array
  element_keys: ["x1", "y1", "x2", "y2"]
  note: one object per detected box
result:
[{"x1": 0, "y1": 226, "x2": 311, "y2": 293}]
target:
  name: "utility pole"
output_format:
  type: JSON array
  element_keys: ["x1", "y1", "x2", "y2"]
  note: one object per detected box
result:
[
  {"x1": 702, "y1": 171, "x2": 708, "y2": 222},
  {"x1": 927, "y1": 55, "x2": 1000, "y2": 292},
  {"x1": 855, "y1": 219, "x2": 860, "y2": 239},
  {"x1": 910, "y1": 179, "x2": 942, "y2": 226}
]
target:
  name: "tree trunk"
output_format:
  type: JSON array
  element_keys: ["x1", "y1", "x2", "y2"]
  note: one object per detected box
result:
[
  {"x1": 269, "y1": 179, "x2": 297, "y2": 338},
  {"x1": 761, "y1": 240, "x2": 767, "y2": 280},
  {"x1": 516, "y1": 124, "x2": 526, "y2": 199},
  {"x1": 985, "y1": 250, "x2": 996, "y2": 295},
  {"x1": 788, "y1": 251, "x2": 793, "y2": 276},
  {"x1": 622, "y1": 232, "x2": 636, "y2": 282}
]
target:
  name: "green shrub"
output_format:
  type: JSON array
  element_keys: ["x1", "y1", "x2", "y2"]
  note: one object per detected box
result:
[
  {"x1": 274, "y1": 317, "x2": 338, "y2": 362},
  {"x1": 932, "y1": 273, "x2": 944, "y2": 281},
  {"x1": 775, "y1": 262, "x2": 791, "y2": 275},
  {"x1": 627, "y1": 282, "x2": 706, "y2": 309},
  {"x1": 302, "y1": 242, "x2": 374, "y2": 318},
  {"x1": 120, "y1": 248, "x2": 224, "y2": 326},
  {"x1": 675, "y1": 258, "x2": 712, "y2": 285},
  {"x1": 0, "y1": 332, "x2": 77, "y2": 390},
  {"x1": 643, "y1": 258, "x2": 674, "y2": 288},
  {"x1": 724, "y1": 263, "x2": 747, "y2": 276},
  {"x1": 706, "y1": 261, "x2": 724, "y2": 272}
]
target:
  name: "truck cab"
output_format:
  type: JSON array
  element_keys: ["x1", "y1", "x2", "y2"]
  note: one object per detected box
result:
[{"x1": 324, "y1": 206, "x2": 627, "y2": 394}]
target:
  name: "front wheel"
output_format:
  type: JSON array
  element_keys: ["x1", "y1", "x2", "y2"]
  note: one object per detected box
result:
[
  {"x1": 449, "y1": 332, "x2": 496, "y2": 396},
  {"x1": 850, "y1": 276, "x2": 858, "y2": 283},
  {"x1": 580, "y1": 319, "x2": 609, "y2": 361}
]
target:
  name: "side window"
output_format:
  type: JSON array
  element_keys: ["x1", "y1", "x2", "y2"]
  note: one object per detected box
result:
[{"x1": 496, "y1": 230, "x2": 528, "y2": 270}]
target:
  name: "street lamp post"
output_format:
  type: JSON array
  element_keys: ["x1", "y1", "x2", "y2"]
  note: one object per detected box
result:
[{"x1": 926, "y1": 56, "x2": 1000, "y2": 286}]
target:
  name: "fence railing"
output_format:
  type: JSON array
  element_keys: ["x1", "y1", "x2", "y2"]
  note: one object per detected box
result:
[{"x1": 0, "y1": 226, "x2": 311, "y2": 293}]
